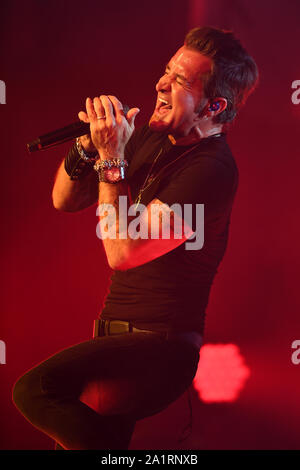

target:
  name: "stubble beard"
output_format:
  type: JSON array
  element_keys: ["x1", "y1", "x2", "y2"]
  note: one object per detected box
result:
[{"x1": 149, "y1": 111, "x2": 171, "y2": 133}]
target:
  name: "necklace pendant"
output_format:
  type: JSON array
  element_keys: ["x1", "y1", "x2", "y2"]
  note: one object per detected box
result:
[{"x1": 134, "y1": 194, "x2": 142, "y2": 210}]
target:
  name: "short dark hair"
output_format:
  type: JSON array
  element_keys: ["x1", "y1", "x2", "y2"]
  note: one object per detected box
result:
[{"x1": 184, "y1": 26, "x2": 259, "y2": 123}]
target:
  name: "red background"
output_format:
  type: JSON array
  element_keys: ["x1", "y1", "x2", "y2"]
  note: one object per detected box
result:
[{"x1": 0, "y1": 0, "x2": 299, "y2": 449}]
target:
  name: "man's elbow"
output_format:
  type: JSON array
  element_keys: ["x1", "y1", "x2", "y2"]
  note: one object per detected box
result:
[
  {"x1": 52, "y1": 190, "x2": 82, "y2": 212},
  {"x1": 52, "y1": 194, "x2": 62, "y2": 211},
  {"x1": 106, "y1": 245, "x2": 133, "y2": 271},
  {"x1": 52, "y1": 194, "x2": 64, "y2": 211},
  {"x1": 52, "y1": 194, "x2": 74, "y2": 212},
  {"x1": 107, "y1": 255, "x2": 129, "y2": 271}
]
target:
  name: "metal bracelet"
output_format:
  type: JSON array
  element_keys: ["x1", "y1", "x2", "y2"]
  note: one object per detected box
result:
[{"x1": 76, "y1": 137, "x2": 98, "y2": 162}]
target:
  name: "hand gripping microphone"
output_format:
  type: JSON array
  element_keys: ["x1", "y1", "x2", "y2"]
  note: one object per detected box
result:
[{"x1": 27, "y1": 104, "x2": 130, "y2": 153}]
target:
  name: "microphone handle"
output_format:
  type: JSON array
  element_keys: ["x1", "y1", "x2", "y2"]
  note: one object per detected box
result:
[
  {"x1": 27, "y1": 121, "x2": 90, "y2": 153},
  {"x1": 27, "y1": 104, "x2": 130, "y2": 153}
]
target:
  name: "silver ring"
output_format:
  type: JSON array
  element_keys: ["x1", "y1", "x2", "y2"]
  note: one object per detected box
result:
[{"x1": 97, "y1": 115, "x2": 106, "y2": 120}]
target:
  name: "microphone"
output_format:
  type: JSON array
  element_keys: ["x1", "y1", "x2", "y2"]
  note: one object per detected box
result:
[{"x1": 27, "y1": 104, "x2": 130, "y2": 153}]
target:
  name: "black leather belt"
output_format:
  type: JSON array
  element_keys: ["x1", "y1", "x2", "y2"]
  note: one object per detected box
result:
[{"x1": 93, "y1": 319, "x2": 202, "y2": 351}]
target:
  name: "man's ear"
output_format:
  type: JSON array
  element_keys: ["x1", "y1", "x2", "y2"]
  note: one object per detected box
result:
[
  {"x1": 193, "y1": 97, "x2": 227, "y2": 124},
  {"x1": 205, "y1": 97, "x2": 227, "y2": 117}
]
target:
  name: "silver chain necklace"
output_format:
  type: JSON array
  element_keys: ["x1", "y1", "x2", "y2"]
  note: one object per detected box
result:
[
  {"x1": 134, "y1": 142, "x2": 200, "y2": 209},
  {"x1": 134, "y1": 147, "x2": 164, "y2": 209},
  {"x1": 134, "y1": 133, "x2": 223, "y2": 210}
]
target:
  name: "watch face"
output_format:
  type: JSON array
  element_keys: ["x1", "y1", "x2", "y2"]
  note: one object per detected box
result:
[{"x1": 105, "y1": 167, "x2": 121, "y2": 182}]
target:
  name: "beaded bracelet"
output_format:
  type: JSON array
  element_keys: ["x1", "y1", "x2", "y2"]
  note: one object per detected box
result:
[{"x1": 93, "y1": 159, "x2": 129, "y2": 170}]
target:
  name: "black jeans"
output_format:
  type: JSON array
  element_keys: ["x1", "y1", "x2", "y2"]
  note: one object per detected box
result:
[{"x1": 12, "y1": 331, "x2": 200, "y2": 450}]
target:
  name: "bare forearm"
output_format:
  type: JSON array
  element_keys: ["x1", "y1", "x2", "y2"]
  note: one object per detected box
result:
[
  {"x1": 97, "y1": 183, "x2": 186, "y2": 271},
  {"x1": 98, "y1": 181, "x2": 134, "y2": 268},
  {"x1": 52, "y1": 158, "x2": 98, "y2": 212}
]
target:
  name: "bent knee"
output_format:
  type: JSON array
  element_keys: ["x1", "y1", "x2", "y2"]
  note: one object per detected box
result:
[{"x1": 12, "y1": 370, "x2": 40, "y2": 413}]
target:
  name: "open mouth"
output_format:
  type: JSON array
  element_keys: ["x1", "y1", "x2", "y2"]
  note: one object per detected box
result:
[{"x1": 157, "y1": 97, "x2": 172, "y2": 115}]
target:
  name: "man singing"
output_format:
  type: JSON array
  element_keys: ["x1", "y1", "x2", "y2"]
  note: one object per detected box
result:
[{"x1": 12, "y1": 26, "x2": 258, "y2": 449}]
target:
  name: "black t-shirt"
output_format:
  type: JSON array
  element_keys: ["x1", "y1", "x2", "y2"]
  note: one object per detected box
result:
[{"x1": 100, "y1": 125, "x2": 239, "y2": 335}]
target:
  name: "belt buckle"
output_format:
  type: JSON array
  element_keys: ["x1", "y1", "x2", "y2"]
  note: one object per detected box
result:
[
  {"x1": 108, "y1": 320, "x2": 130, "y2": 335},
  {"x1": 93, "y1": 319, "x2": 131, "y2": 337}
]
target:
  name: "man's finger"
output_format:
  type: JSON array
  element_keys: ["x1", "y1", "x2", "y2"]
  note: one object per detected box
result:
[
  {"x1": 127, "y1": 107, "x2": 140, "y2": 127},
  {"x1": 108, "y1": 95, "x2": 125, "y2": 121},
  {"x1": 86, "y1": 97, "x2": 98, "y2": 122},
  {"x1": 100, "y1": 95, "x2": 115, "y2": 126},
  {"x1": 92, "y1": 96, "x2": 107, "y2": 122},
  {"x1": 78, "y1": 111, "x2": 90, "y2": 123}
]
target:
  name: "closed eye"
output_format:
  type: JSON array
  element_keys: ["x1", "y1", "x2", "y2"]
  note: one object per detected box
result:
[{"x1": 164, "y1": 69, "x2": 186, "y2": 87}]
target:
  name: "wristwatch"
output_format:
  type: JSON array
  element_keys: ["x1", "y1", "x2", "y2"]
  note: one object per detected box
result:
[
  {"x1": 93, "y1": 159, "x2": 128, "y2": 184},
  {"x1": 101, "y1": 166, "x2": 125, "y2": 183}
]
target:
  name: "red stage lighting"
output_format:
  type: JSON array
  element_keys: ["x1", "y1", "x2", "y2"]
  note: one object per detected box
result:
[{"x1": 193, "y1": 344, "x2": 250, "y2": 403}]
